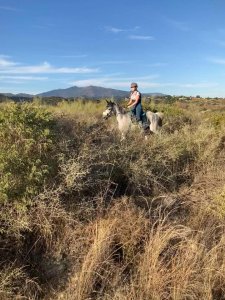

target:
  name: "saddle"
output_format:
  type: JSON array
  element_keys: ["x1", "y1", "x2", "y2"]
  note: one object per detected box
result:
[{"x1": 129, "y1": 111, "x2": 149, "y2": 130}]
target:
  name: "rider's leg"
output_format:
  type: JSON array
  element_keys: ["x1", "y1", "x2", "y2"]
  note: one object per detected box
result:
[
  {"x1": 135, "y1": 103, "x2": 145, "y2": 130},
  {"x1": 131, "y1": 106, "x2": 136, "y2": 122},
  {"x1": 135, "y1": 103, "x2": 143, "y2": 122}
]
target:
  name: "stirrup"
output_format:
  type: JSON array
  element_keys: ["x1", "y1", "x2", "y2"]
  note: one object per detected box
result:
[{"x1": 131, "y1": 115, "x2": 137, "y2": 123}]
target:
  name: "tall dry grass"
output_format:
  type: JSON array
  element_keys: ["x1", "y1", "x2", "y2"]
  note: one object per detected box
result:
[{"x1": 0, "y1": 99, "x2": 225, "y2": 299}]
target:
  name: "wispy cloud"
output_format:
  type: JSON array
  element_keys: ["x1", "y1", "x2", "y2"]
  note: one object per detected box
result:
[
  {"x1": 215, "y1": 40, "x2": 225, "y2": 47},
  {"x1": 208, "y1": 39, "x2": 225, "y2": 48},
  {"x1": 69, "y1": 76, "x2": 218, "y2": 90},
  {"x1": 0, "y1": 75, "x2": 48, "y2": 81},
  {"x1": 146, "y1": 62, "x2": 168, "y2": 67},
  {"x1": 164, "y1": 18, "x2": 190, "y2": 32},
  {"x1": 178, "y1": 82, "x2": 219, "y2": 88},
  {"x1": 105, "y1": 26, "x2": 140, "y2": 34},
  {"x1": 33, "y1": 25, "x2": 50, "y2": 30},
  {"x1": 0, "y1": 86, "x2": 39, "y2": 94},
  {"x1": 0, "y1": 6, "x2": 22, "y2": 12},
  {"x1": 122, "y1": 75, "x2": 160, "y2": 81},
  {"x1": 0, "y1": 57, "x2": 19, "y2": 67},
  {"x1": 97, "y1": 60, "x2": 133, "y2": 65},
  {"x1": 69, "y1": 75, "x2": 160, "y2": 88},
  {"x1": 0, "y1": 59, "x2": 99, "y2": 74},
  {"x1": 128, "y1": 35, "x2": 155, "y2": 41},
  {"x1": 70, "y1": 78, "x2": 109, "y2": 87},
  {"x1": 105, "y1": 26, "x2": 126, "y2": 33},
  {"x1": 56, "y1": 54, "x2": 88, "y2": 58},
  {"x1": 208, "y1": 57, "x2": 225, "y2": 65},
  {"x1": 0, "y1": 86, "x2": 10, "y2": 91},
  {"x1": 105, "y1": 26, "x2": 154, "y2": 41},
  {"x1": 32, "y1": 23, "x2": 55, "y2": 30},
  {"x1": 217, "y1": 28, "x2": 225, "y2": 35},
  {"x1": 0, "y1": 54, "x2": 11, "y2": 58},
  {"x1": 70, "y1": 79, "x2": 168, "y2": 89}
]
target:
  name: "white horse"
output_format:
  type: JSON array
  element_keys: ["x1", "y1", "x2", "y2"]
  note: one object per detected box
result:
[{"x1": 102, "y1": 100, "x2": 163, "y2": 140}]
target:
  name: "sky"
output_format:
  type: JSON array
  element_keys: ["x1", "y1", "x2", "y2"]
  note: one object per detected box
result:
[{"x1": 1, "y1": 0, "x2": 225, "y2": 97}]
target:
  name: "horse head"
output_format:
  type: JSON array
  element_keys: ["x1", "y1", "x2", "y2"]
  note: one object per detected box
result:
[{"x1": 102, "y1": 100, "x2": 116, "y2": 120}]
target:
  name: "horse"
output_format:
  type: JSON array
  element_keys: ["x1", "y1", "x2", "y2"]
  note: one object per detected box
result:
[{"x1": 102, "y1": 100, "x2": 163, "y2": 140}]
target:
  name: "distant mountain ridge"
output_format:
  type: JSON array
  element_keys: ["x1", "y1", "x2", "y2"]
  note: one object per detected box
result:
[
  {"x1": 1, "y1": 85, "x2": 166, "y2": 99},
  {"x1": 0, "y1": 93, "x2": 33, "y2": 98},
  {"x1": 37, "y1": 85, "x2": 129, "y2": 98}
]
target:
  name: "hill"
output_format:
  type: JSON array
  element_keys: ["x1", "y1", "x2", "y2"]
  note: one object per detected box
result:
[
  {"x1": 38, "y1": 85, "x2": 167, "y2": 98},
  {"x1": 1, "y1": 86, "x2": 166, "y2": 99},
  {"x1": 37, "y1": 85, "x2": 129, "y2": 98}
]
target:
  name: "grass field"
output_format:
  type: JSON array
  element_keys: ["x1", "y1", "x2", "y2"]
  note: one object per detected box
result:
[{"x1": 0, "y1": 98, "x2": 225, "y2": 299}]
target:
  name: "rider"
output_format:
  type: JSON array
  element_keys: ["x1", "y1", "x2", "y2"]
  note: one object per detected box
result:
[{"x1": 127, "y1": 82, "x2": 143, "y2": 127}]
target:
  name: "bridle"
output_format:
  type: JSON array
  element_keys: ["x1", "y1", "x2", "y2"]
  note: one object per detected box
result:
[
  {"x1": 103, "y1": 105, "x2": 114, "y2": 119},
  {"x1": 103, "y1": 102, "x2": 126, "y2": 120}
]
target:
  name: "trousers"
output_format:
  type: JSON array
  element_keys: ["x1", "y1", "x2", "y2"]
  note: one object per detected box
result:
[{"x1": 131, "y1": 102, "x2": 143, "y2": 122}]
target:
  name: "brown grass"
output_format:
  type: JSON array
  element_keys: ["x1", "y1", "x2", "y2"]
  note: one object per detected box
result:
[{"x1": 1, "y1": 99, "x2": 225, "y2": 299}]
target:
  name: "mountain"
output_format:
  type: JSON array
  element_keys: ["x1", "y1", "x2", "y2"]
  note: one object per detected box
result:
[
  {"x1": 38, "y1": 85, "x2": 167, "y2": 98},
  {"x1": 1, "y1": 93, "x2": 15, "y2": 97},
  {"x1": 15, "y1": 93, "x2": 33, "y2": 98},
  {"x1": 1, "y1": 86, "x2": 167, "y2": 100},
  {"x1": 37, "y1": 85, "x2": 129, "y2": 98},
  {"x1": 0, "y1": 93, "x2": 34, "y2": 102},
  {"x1": 0, "y1": 93, "x2": 33, "y2": 98}
]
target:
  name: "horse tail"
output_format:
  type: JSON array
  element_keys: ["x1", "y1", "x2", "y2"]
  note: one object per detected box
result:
[
  {"x1": 156, "y1": 112, "x2": 163, "y2": 127},
  {"x1": 146, "y1": 111, "x2": 163, "y2": 132},
  {"x1": 156, "y1": 112, "x2": 164, "y2": 120}
]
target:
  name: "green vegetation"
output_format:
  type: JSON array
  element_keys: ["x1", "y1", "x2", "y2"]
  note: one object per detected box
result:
[
  {"x1": 0, "y1": 102, "x2": 58, "y2": 206},
  {"x1": 0, "y1": 99, "x2": 225, "y2": 299}
]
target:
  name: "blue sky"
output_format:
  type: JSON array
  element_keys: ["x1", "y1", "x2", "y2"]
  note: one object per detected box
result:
[{"x1": 1, "y1": 0, "x2": 225, "y2": 96}]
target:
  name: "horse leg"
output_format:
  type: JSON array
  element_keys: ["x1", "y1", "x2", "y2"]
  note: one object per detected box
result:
[{"x1": 120, "y1": 132, "x2": 126, "y2": 141}]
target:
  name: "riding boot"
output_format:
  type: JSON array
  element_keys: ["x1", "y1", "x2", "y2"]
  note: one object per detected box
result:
[{"x1": 138, "y1": 121, "x2": 143, "y2": 130}]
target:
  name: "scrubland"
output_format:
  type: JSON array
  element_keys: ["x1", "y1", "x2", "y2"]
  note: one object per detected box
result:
[{"x1": 0, "y1": 98, "x2": 225, "y2": 300}]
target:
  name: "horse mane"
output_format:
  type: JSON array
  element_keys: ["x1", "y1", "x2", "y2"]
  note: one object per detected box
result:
[{"x1": 114, "y1": 102, "x2": 126, "y2": 114}]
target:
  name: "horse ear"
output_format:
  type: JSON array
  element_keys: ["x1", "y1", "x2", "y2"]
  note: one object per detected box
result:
[{"x1": 106, "y1": 99, "x2": 109, "y2": 103}]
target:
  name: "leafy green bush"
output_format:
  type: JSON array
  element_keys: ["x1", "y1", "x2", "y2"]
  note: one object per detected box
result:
[{"x1": 0, "y1": 102, "x2": 58, "y2": 211}]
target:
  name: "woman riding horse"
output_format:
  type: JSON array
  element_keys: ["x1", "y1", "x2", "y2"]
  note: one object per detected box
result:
[{"x1": 127, "y1": 82, "x2": 143, "y2": 128}]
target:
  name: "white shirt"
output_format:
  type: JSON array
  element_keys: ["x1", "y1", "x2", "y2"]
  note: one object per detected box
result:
[{"x1": 130, "y1": 91, "x2": 140, "y2": 101}]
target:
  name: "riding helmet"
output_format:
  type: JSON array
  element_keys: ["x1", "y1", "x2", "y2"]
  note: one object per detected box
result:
[{"x1": 130, "y1": 82, "x2": 138, "y2": 88}]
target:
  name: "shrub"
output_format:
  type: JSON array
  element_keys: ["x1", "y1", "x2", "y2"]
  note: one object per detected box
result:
[
  {"x1": 1, "y1": 99, "x2": 225, "y2": 299},
  {"x1": 0, "y1": 102, "x2": 61, "y2": 240},
  {"x1": 0, "y1": 102, "x2": 58, "y2": 209}
]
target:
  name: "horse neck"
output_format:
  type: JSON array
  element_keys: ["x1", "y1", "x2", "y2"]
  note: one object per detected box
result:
[{"x1": 114, "y1": 104, "x2": 122, "y2": 116}]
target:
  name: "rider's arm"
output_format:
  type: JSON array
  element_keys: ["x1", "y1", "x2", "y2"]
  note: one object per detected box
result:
[
  {"x1": 127, "y1": 93, "x2": 140, "y2": 108},
  {"x1": 127, "y1": 98, "x2": 133, "y2": 106}
]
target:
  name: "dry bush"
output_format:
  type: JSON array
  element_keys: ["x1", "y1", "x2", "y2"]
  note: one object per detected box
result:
[
  {"x1": 75, "y1": 218, "x2": 116, "y2": 300},
  {"x1": 96, "y1": 222, "x2": 225, "y2": 300},
  {"x1": 55, "y1": 198, "x2": 149, "y2": 300},
  {"x1": 1, "y1": 100, "x2": 225, "y2": 299},
  {"x1": 134, "y1": 224, "x2": 195, "y2": 300},
  {"x1": 0, "y1": 190, "x2": 75, "y2": 299},
  {"x1": 0, "y1": 263, "x2": 40, "y2": 300}
]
